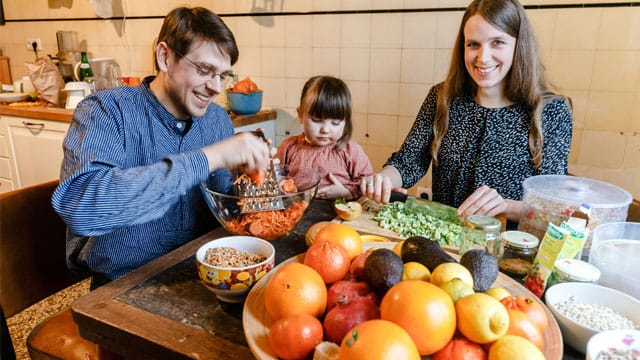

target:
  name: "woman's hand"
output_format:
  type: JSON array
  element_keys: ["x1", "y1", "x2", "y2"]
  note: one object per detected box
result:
[
  {"x1": 457, "y1": 185, "x2": 508, "y2": 219},
  {"x1": 360, "y1": 173, "x2": 398, "y2": 203}
]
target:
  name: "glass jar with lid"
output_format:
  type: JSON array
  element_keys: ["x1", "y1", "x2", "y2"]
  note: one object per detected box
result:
[
  {"x1": 464, "y1": 214, "x2": 502, "y2": 255},
  {"x1": 547, "y1": 258, "x2": 601, "y2": 287},
  {"x1": 498, "y1": 230, "x2": 540, "y2": 277}
]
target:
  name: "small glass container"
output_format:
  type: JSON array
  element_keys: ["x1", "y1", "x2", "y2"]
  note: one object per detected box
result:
[
  {"x1": 464, "y1": 214, "x2": 502, "y2": 255},
  {"x1": 498, "y1": 230, "x2": 540, "y2": 277},
  {"x1": 548, "y1": 258, "x2": 601, "y2": 287}
]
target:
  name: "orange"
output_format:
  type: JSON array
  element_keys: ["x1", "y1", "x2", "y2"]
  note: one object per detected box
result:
[
  {"x1": 339, "y1": 319, "x2": 420, "y2": 360},
  {"x1": 268, "y1": 314, "x2": 324, "y2": 360},
  {"x1": 264, "y1": 263, "x2": 327, "y2": 321},
  {"x1": 380, "y1": 280, "x2": 456, "y2": 355},
  {"x1": 313, "y1": 223, "x2": 363, "y2": 260},
  {"x1": 304, "y1": 240, "x2": 350, "y2": 284},
  {"x1": 503, "y1": 309, "x2": 544, "y2": 350}
]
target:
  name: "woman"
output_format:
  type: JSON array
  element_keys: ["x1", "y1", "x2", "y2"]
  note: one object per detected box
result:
[{"x1": 361, "y1": 0, "x2": 572, "y2": 224}]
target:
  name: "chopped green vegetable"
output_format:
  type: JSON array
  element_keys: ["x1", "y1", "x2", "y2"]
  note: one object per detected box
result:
[{"x1": 373, "y1": 200, "x2": 484, "y2": 248}]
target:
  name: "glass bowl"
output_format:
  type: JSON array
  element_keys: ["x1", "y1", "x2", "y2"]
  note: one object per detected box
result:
[{"x1": 201, "y1": 166, "x2": 319, "y2": 241}]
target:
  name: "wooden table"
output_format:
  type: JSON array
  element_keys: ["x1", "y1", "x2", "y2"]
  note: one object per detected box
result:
[
  {"x1": 71, "y1": 199, "x2": 336, "y2": 360},
  {"x1": 71, "y1": 198, "x2": 585, "y2": 360}
]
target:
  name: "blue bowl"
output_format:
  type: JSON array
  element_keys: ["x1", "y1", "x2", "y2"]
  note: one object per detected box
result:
[{"x1": 226, "y1": 91, "x2": 263, "y2": 115}]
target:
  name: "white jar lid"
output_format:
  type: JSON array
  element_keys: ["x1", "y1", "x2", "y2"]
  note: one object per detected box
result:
[
  {"x1": 554, "y1": 258, "x2": 601, "y2": 282},
  {"x1": 501, "y1": 230, "x2": 539, "y2": 249}
]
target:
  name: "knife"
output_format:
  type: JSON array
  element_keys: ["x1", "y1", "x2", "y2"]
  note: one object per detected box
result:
[{"x1": 389, "y1": 191, "x2": 430, "y2": 203}]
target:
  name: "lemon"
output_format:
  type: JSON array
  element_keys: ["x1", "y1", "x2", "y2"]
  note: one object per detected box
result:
[
  {"x1": 489, "y1": 335, "x2": 545, "y2": 360},
  {"x1": 402, "y1": 261, "x2": 431, "y2": 281},
  {"x1": 430, "y1": 262, "x2": 474, "y2": 288},
  {"x1": 486, "y1": 287, "x2": 511, "y2": 301},
  {"x1": 439, "y1": 277, "x2": 474, "y2": 302},
  {"x1": 455, "y1": 293, "x2": 509, "y2": 344}
]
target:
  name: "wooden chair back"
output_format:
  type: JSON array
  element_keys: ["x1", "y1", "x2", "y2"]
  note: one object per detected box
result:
[{"x1": 0, "y1": 179, "x2": 87, "y2": 317}]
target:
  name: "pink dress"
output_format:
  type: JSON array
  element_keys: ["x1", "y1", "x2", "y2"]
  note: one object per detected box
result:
[{"x1": 275, "y1": 134, "x2": 373, "y2": 199}]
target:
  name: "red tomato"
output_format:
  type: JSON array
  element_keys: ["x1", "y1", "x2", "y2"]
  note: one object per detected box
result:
[
  {"x1": 268, "y1": 314, "x2": 323, "y2": 360},
  {"x1": 432, "y1": 336, "x2": 487, "y2": 360},
  {"x1": 500, "y1": 295, "x2": 548, "y2": 334}
]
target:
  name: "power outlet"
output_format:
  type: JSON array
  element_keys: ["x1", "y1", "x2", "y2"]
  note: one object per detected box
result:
[
  {"x1": 25, "y1": 38, "x2": 42, "y2": 51},
  {"x1": 416, "y1": 186, "x2": 432, "y2": 200}
]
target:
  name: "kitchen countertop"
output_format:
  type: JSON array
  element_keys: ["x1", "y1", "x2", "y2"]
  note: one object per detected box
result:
[{"x1": 0, "y1": 104, "x2": 277, "y2": 127}]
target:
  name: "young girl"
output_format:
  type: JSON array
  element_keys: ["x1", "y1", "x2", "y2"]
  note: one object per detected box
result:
[
  {"x1": 361, "y1": 0, "x2": 572, "y2": 224},
  {"x1": 275, "y1": 76, "x2": 373, "y2": 200}
]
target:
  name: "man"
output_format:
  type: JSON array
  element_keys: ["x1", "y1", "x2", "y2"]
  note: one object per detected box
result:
[{"x1": 52, "y1": 7, "x2": 270, "y2": 289}]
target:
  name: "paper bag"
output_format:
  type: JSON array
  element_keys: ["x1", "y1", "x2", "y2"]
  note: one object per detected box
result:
[{"x1": 25, "y1": 56, "x2": 65, "y2": 106}]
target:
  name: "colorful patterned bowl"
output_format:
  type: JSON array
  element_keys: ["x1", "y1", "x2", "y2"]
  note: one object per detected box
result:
[
  {"x1": 586, "y1": 330, "x2": 640, "y2": 360},
  {"x1": 196, "y1": 236, "x2": 275, "y2": 303}
]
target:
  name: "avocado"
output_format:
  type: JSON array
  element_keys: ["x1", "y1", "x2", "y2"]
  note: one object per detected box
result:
[
  {"x1": 460, "y1": 249, "x2": 499, "y2": 292},
  {"x1": 401, "y1": 235, "x2": 456, "y2": 271},
  {"x1": 364, "y1": 248, "x2": 403, "y2": 296}
]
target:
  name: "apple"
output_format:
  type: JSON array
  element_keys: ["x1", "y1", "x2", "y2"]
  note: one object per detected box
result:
[
  {"x1": 334, "y1": 201, "x2": 363, "y2": 221},
  {"x1": 455, "y1": 293, "x2": 509, "y2": 344}
]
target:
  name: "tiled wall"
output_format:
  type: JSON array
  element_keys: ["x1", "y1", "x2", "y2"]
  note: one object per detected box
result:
[{"x1": 1, "y1": 0, "x2": 638, "y2": 199}]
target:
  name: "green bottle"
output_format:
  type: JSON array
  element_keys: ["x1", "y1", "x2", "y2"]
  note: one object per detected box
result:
[{"x1": 78, "y1": 52, "x2": 94, "y2": 81}]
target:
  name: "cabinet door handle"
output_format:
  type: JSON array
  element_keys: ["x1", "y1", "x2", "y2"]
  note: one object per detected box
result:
[{"x1": 22, "y1": 121, "x2": 45, "y2": 135}]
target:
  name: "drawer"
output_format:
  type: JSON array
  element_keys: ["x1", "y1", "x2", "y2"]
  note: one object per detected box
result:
[
  {"x1": 0, "y1": 134, "x2": 7, "y2": 157},
  {"x1": 0, "y1": 178, "x2": 13, "y2": 193},
  {"x1": 0, "y1": 157, "x2": 11, "y2": 179}
]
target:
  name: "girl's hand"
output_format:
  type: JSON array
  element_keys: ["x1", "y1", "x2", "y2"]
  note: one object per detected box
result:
[
  {"x1": 317, "y1": 173, "x2": 351, "y2": 199},
  {"x1": 457, "y1": 185, "x2": 508, "y2": 219}
]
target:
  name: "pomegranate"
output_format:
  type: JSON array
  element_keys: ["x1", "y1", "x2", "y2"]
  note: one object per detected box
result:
[
  {"x1": 323, "y1": 295, "x2": 380, "y2": 344},
  {"x1": 326, "y1": 280, "x2": 378, "y2": 311}
]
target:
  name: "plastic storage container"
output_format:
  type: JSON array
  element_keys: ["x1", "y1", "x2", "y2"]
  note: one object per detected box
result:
[
  {"x1": 547, "y1": 258, "x2": 601, "y2": 287},
  {"x1": 518, "y1": 175, "x2": 632, "y2": 253},
  {"x1": 589, "y1": 222, "x2": 640, "y2": 300}
]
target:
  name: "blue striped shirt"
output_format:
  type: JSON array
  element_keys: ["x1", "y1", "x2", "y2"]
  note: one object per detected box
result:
[{"x1": 51, "y1": 76, "x2": 234, "y2": 280}]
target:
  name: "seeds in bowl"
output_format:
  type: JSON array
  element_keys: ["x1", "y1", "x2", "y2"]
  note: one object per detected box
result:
[
  {"x1": 554, "y1": 297, "x2": 639, "y2": 331},
  {"x1": 204, "y1": 247, "x2": 267, "y2": 268},
  {"x1": 596, "y1": 348, "x2": 640, "y2": 360}
]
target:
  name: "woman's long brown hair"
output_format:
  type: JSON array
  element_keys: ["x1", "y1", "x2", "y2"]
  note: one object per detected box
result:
[{"x1": 433, "y1": 0, "x2": 566, "y2": 167}]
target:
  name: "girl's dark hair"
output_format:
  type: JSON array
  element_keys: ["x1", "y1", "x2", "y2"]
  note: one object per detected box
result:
[
  {"x1": 433, "y1": 0, "x2": 565, "y2": 167},
  {"x1": 155, "y1": 7, "x2": 238, "y2": 71},
  {"x1": 300, "y1": 76, "x2": 353, "y2": 150}
]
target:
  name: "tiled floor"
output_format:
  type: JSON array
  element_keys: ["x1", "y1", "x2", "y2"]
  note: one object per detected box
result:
[{"x1": 6, "y1": 279, "x2": 90, "y2": 360}]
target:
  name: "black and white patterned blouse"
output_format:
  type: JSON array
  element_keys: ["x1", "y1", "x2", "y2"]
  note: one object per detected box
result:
[{"x1": 386, "y1": 83, "x2": 573, "y2": 208}]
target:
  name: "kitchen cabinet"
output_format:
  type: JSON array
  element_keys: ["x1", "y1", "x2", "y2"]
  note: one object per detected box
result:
[
  {"x1": 0, "y1": 117, "x2": 15, "y2": 193},
  {"x1": 234, "y1": 119, "x2": 276, "y2": 143},
  {"x1": 5, "y1": 116, "x2": 68, "y2": 188}
]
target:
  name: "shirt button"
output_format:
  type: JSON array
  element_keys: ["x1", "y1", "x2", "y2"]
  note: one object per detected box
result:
[{"x1": 177, "y1": 122, "x2": 183, "y2": 129}]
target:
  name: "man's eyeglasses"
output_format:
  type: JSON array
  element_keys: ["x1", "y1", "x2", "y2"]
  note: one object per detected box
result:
[{"x1": 173, "y1": 49, "x2": 235, "y2": 82}]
